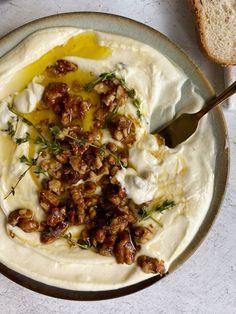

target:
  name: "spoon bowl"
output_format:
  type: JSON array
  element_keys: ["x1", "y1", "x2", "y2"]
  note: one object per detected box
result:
[{"x1": 155, "y1": 81, "x2": 236, "y2": 148}]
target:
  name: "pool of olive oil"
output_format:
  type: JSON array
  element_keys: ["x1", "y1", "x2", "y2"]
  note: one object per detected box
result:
[{"x1": 11, "y1": 32, "x2": 111, "y2": 187}]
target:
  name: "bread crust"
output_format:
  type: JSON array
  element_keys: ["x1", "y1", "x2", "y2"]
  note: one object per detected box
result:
[{"x1": 190, "y1": 0, "x2": 236, "y2": 65}]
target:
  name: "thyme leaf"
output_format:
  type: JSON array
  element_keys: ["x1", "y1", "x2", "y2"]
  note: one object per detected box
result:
[
  {"x1": 34, "y1": 164, "x2": 49, "y2": 177},
  {"x1": 138, "y1": 207, "x2": 150, "y2": 220},
  {"x1": 47, "y1": 227, "x2": 55, "y2": 236},
  {"x1": 50, "y1": 126, "x2": 61, "y2": 137},
  {"x1": 78, "y1": 137, "x2": 88, "y2": 145},
  {"x1": 127, "y1": 88, "x2": 136, "y2": 98},
  {"x1": 63, "y1": 232, "x2": 76, "y2": 247},
  {"x1": 1, "y1": 119, "x2": 17, "y2": 137},
  {"x1": 49, "y1": 141, "x2": 62, "y2": 154},
  {"x1": 132, "y1": 98, "x2": 141, "y2": 109},
  {"x1": 156, "y1": 200, "x2": 176, "y2": 213},
  {"x1": 77, "y1": 239, "x2": 91, "y2": 250},
  {"x1": 19, "y1": 155, "x2": 37, "y2": 166},
  {"x1": 34, "y1": 136, "x2": 44, "y2": 145},
  {"x1": 16, "y1": 132, "x2": 30, "y2": 145},
  {"x1": 136, "y1": 109, "x2": 142, "y2": 119},
  {"x1": 63, "y1": 232, "x2": 72, "y2": 240},
  {"x1": 34, "y1": 135, "x2": 62, "y2": 155}
]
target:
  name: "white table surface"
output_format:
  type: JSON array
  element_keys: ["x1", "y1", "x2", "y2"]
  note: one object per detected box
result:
[{"x1": 0, "y1": 1, "x2": 235, "y2": 313}]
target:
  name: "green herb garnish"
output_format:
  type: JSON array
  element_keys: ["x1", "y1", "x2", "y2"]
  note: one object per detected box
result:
[
  {"x1": 4, "y1": 154, "x2": 39, "y2": 199},
  {"x1": 138, "y1": 200, "x2": 176, "y2": 227},
  {"x1": 156, "y1": 200, "x2": 176, "y2": 213},
  {"x1": 63, "y1": 232, "x2": 76, "y2": 247},
  {"x1": 99, "y1": 144, "x2": 107, "y2": 156},
  {"x1": 1, "y1": 118, "x2": 17, "y2": 138},
  {"x1": 19, "y1": 155, "x2": 38, "y2": 166},
  {"x1": 77, "y1": 239, "x2": 91, "y2": 250},
  {"x1": 138, "y1": 207, "x2": 163, "y2": 227},
  {"x1": 84, "y1": 71, "x2": 117, "y2": 92},
  {"x1": 84, "y1": 66, "x2": 143, "y2": 119},
  {"x1": 16, "y1": 132, "x2": 30, "y2": 145},
  {"x1": 50, "y1": 126, "x2": 61, "y2": 137},
  {"x1": 34, "y1": 164, "x2": 49, "y2": 177},
  {"x1": 8, "y1": 103, "x2": 45, "y2": 140},
  {"x1": 136, "y1": 109, "x2": 142, "y2": 119}
]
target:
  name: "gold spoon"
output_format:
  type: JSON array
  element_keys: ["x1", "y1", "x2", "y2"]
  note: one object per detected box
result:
[{"x1": 155, "y1": 81, "x2": 236, "y2": 148}]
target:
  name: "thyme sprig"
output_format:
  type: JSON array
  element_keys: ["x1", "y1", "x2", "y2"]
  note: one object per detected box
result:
[
  {"x1": 84, "y1": 66, "x2": 143, "y2": 119},
  {"x1": 84, "y1": 71, "x2": 117, "y2": 92},
  {"x1": 156, "y1": 200, "x2": 176, "y2": 213},
  {"x1": 138, "y1": 207, "x2": 163, "y2": 227},
  {"x1": 63, "y1": 233, "x2": 91, "y2": 249},
  {"x1": 48, "y1": 232, "x2": 90, "y2": 249},
  {"x1": 3, "y1": 104, "x2": 56, "y2": 198},
  {"x1": 66, "y1": 135, "x2": 125, "y2": 168},
  {"x1": 34, "y1": 136, "x2": 62, "y2": 154},
  {"x1": 14, "y1": 127, "x2": 61, "y2": 155},
  {"x1": 8, "y1": 103, "x2": 47, "y2": 142},
  {"x1": 138, "y1": 200, "x2": 176, "y2": 227},
  {"x1": 4, "y1": 154, "x2": 39, "y2": 199},
  {"x1": 51, "y1": 126, "x2": 126, "y2": 168}
]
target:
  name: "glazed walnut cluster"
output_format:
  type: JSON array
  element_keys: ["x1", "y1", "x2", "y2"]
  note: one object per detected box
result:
[{"x1": 7, "y1": 60, "x2": 165, "y2": 276}]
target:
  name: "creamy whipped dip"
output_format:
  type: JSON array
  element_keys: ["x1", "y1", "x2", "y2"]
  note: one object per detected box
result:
[{"x1": 0, "y1": 28, "x2": 215, "y2": 291}]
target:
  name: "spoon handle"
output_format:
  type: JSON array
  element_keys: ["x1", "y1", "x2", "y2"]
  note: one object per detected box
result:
[{"x1": 196, "y1": 81, "x2": 236, "y2": 119}]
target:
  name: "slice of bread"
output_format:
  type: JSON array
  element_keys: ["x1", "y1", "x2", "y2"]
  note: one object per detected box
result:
[{"x1": 191, "y1": 0, "x2": 236, "y2": 65}]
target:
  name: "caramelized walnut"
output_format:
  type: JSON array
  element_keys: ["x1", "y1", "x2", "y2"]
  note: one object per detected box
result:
[
  {"x1": 7, "y1": 209, "x2": 39, "y2": 233},
  {"x1": 56, "y1": 150, "x2": 71, "y2": 164},
  {"x1": 48, "y1": 179, "x2": 63, "y2": 195},
  {"x1": 98, "y1": 235, "x2": 117, "y2": 256},
  {"x1": 47, "y1": 207, "x2": 66, "y2": 227},
  {"x1": 114, "y1": 230, "x2": 136, "y2": 265},
  {"x1": 43, "y1": 82, "x2": 69, "y2": 114},
  {"x1": 108, "y1": 115, "x2": 135, "y2": 144},
  {"x1": 16, "y1": 73, "x2": 163, "y2": 274},
  {"x1": 18, "y1": 219, "x2": 39, "y2": 233},
  {"x1": 41, "y1": 221, "x2": 69, "y2": 244},
  {"x1": 39, "y1": 190, "x2": 60, "y2": 211},
  {"x1": 137, "y1": 255, "x2": 165, "y2": 275},
  {"x1": 62, "y1": 95, "x2": 91, "y2": 126},
  {"x1": 61, "y1": 166, "x2": 81, "y2": 184},
  {"x1": 46, "y1": 59, "x2": 78, "y2": 76},
  {"x1": 84, "y1": 181, "x2": 97, "y2": 194},
  {"x1": 133, "y1": 226, "x2": 153, "y2": 244},
  {"x1": 109, "y1": 213, "x2": 129, "y2": 235},
  {"x1": 7, "y1": 209, "x2": 33, "y2": 226}
]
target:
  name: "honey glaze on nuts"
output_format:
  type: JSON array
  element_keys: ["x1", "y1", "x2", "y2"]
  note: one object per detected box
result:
[{"x1": 14, "y1": 33, "x2": 111, "y2": 188}]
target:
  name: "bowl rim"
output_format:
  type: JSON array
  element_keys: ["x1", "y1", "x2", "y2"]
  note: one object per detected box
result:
[{"x1": 0, "y1": 11, "x2": 229, "y2": 301}]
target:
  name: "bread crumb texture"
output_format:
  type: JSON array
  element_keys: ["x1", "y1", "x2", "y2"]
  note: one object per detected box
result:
[{"x1": 192, "y1": 0, "x2": 236, "y2": 64}]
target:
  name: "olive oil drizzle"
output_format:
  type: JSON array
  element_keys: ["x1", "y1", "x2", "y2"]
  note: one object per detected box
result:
[{"x1": 4, "y1": 32, "x2": 111, "y2": 190}]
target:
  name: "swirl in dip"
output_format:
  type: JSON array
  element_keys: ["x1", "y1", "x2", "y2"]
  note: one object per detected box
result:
[{"x1": 0, "y1": 28, "x2": 215, "y2": 291}]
